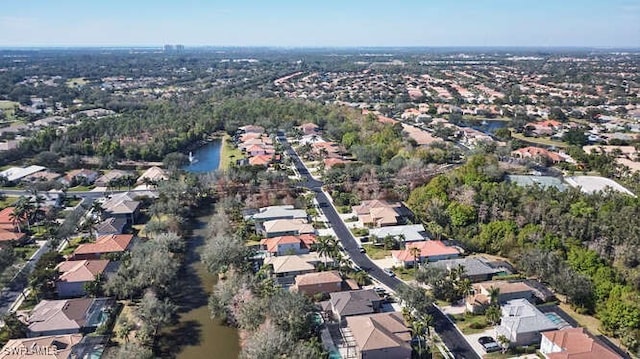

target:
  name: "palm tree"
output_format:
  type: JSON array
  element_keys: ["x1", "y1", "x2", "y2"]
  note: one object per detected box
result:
[
  {"x1": 315, "y1": 236, "x2": 336, "y2": 266},
  {"x1": 496, "y1": 334, "x2": 510, "y2": 353},
  {"x1": 488, "y1": 286, "x2": 501, "y2": 305},
  {"x1": 9, "y1": 207, "x2": 25, "y2": 233},
  {"x1": 352, "y1": 270, "x2": 369, "y2": 286},
  {"x1": 398, "y1": 233, "x2": 407, "y2": 249},
  {"x1": 409, "y1": 246, "x2": 421, "y2": 268}
]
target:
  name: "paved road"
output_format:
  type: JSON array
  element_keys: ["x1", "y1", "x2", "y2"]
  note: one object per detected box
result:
[
  {"x1": 281, "y1": 138, "x2": 479, "y2": 359},
  {"x1": 0, "y1": 241, "x2": 51, "y2": 315}
]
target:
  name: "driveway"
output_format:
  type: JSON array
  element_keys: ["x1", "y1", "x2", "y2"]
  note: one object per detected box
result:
[{"x1": 465, "y1": 328, "x2": 498, "y2": 358}]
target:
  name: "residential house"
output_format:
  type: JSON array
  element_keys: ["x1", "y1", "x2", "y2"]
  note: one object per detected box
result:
[
  {"x1": 95, "y1": 169, "x2": 134, "y2": 187},
  {"x1": 495, "y1": 298, "x2": 558, "y2": 346},
  {"x1": 540, "y1": 328, "x2": 622, "y2": 359},
  {"x1": 245, "y1": 205, "x2": 308, "y2": 224},
  {"x1": 427, "y1": 257, "x2": 504, "y2": 282},
  {"x1": 248, "y1": 154, "x2": 274, "y2": 167},
  {"x1": 369, "y1": 224, "x2": 429, "y2": 243},
  {"x1": 93, "y1": 217, "x2": 127, "y2": 237},
  {"x1": 0, "y1": 207, "x2": 21, "y2": 232},
  {"x1": 135, "y1": 166, "x2": 168, "y2": 185},
  {"x1": 60, "y1": 169, "x2": 98, "y2": 187},
  {"x1": 466, "y1": 280, "x2": 535, "y2": 314},
  {"x1": 102, "y1": 192, "x2": 140, "y2": 224},
  {"x1": 292, "y1": 271, "x2": 346, "y2": 297},
  {"x1": 512, "y1": 146, "x2": 564, "y2": 164},
  {"x1": 329, "y1": 289, "x2": 383, "y2": 322},
  {"x1": 27, "y1": 192, "x2": 63, "y2": 209},
  {"x1": 263, "y1": 252, "x2": 331, "y2": 286},
  {"x1": 238, "y1": 125, "x2": 264, "y2": 134},
  {"x1": 260, "y1": 219, "x2": 315, "y2": 238},
  {"x1": 71, "y1": 234, "x2": 135, "y2": 260},
  {"x1": 55, "y1": 259, "x2": 116, "y2": 298},
  {"x1": 0, "y1": 334, "x2": 84, "y2": 359},
  {"x1": 391, "y1": 240, "x2": 460, "y2": 267},
  {"x1": 24, "y1": 297, "x2": 114, "y2": 337},
  {"x1": 352, "y1": 200, "x2": 414, "y2": 228},
  {"x1": 346, "y1": 312, "x2": 412, "y2": 359},
  {"x1": 0, "y1": 229, "x2": 26, "y2": 244},
  {"x1": 0, "y1": 165, "x2": 46, "y2": 183},
  {"x1": 27, "y1": 170, "x2": 62, "y2": 183},
  {"x1": 299, "y1": 122, "x2": 320, "y2": 136},
  {"x1": 260, "y1": 234, "x2": 316, "y2": 256}
]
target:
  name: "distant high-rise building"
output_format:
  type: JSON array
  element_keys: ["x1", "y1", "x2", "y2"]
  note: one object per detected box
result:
[
  {"x1": 175, "y1": 44, "x2": 185, "y2": 53},
  {"x1": 164, "y1": 44, "x2": 175, "y2": 52}
]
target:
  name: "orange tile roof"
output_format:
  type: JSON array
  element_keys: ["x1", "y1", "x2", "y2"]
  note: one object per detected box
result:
[
  {"x1": 294, "y1": 270, "x2": 342, "y2": 287},
  {"x1": 249, "y1": 155, "x2": 273, "y2": 166},
  {"x1": 392, "y1": 240, "x2": 459, "y2": 262},
  {"x1": 542, "y1": 328, "x2": 622, "y2": 359},
  {"x1": 260, "y1": 234, "x2": 317, "y2": 253},
  {"x1": 73, "y1": 234, "x2": 133, "y2": 256},
  {"x1": 0, "y1": 229, "x2": 26, "y2": 242},
  {"x1": 56, "y1": 259, "x2": 111, "y2": 283}
]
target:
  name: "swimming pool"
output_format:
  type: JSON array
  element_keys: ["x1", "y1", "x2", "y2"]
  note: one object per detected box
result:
[{"x1": 545, "y1": 312, "x2": 570, "y2": 328}]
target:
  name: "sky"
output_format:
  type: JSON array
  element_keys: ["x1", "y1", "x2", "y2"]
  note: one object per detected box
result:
[{"x1": 1, "y1": 0, "x2": 639, "y2": 48}]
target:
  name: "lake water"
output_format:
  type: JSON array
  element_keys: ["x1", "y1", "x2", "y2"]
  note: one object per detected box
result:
[
  {"x1": 182, "y1": 139, "x2": 222, "y2": 173},
  {"x1": 464, "y1": 119, "x2": 509, "y2": 133}
]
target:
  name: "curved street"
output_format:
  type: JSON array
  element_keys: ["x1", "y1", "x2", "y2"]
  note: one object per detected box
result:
[{"x1": 281, "y1": 137, "x2": 479, "y2": 359}]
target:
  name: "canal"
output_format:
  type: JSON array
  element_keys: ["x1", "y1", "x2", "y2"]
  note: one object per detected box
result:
[{"x1": 158, "y1": 139, "x2": 240, "y2": 358}]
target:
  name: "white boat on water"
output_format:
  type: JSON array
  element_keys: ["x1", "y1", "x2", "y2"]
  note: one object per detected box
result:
[{"x1": 188, "y1": 152, "x2": 197, "y2": 164}]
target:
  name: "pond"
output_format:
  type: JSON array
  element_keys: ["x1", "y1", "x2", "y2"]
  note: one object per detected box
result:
[{"x1": 182, "y1": 139, "x2": 222, "y2": 173}]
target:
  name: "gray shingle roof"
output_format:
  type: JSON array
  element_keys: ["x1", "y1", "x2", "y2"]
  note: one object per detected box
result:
[{"x1": 330, "y1": 289, "x2": 381, "y2": 317}]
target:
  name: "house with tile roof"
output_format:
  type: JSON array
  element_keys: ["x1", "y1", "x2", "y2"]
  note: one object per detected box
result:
[
  {"x1": 391, "y1": 240, "x2": 460, "y2": 267},
  {"x1": 260, "y1": 234, "x2": 316, "y2": 256},
  {"x1": 540, "y1": 327, "x2": 622, "y2": 359},
  {"x1": 135, "y1": 166, "x2": 168, "y2": 185},
  {"x1": 0, "y1": 334, "x2": 84, "y2": 359},
  {"x1": 245, "y1": 205, "x2": 308, "y2": 223},
  {"x1": 329, "y1": 289, "x2": 383, "y2": 322},
  {"x1": 369, "y1": 224, "x2": 429, "y2": 243},
  {"x1": 260, "y1": 218, "x2": 315, "y2": 238},
  {"x1": 263, "y1": 252, "x2": 331, "y2": 286},
  {"x1": 427, "y1": 257, "x2": 504, "y2": 282},
  {"x1": 102, "y1": 192, "x2": 140, "y2": 224},
  {"x1": 0, "y1": 207, "x2": 27, "y2": 244},
  {"x1": 93, "y1": 217, "x2": 127, "y2": 237},
  {"x1": 496, "y1": 298, "x2": 558, "y2": 346},
  {"x1": 292, "y1": 270, "x2": 345, "y2": 297},
  {"x1": 95, "y1": 169, "x2": 134, "y2": 187},
  {"x1": 345, "y1": 311, "x2": 412, "y2": 359},
  {"x1": 24, "y1": 298, "x2": 114, "y2": 337},
  {"x1": 71, "y1": 234, "x2": 135, "y2": 260},
  {"x1": 466, "y1": 280, "x2": 535, "y2": 314},
  {"x1": 352, "y1": 200, "x2": 414, "y2": 228},
  {"x1": 512, "y1": 146, "x2": 565, "y2": 164},
  {"x1": 55, "y1": 259, "x2": 116, "y2": 298},
  {"x1": 59, "y1": 169, "x2": 98, "y2": 186}
]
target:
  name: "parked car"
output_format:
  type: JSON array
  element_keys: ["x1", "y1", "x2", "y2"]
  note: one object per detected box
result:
[
  {"x1": 358, "y1": 246, "x2": 366, "y2": 253},
  {"x1": 382, "y1": 268, "x2": 396, "y2": 277},
  {"x1": 478, "y1": 336, "x2": 500, "y2": 353},
  {"x1": 360, "y1": 236, "x2": 369, "y2": 242}
]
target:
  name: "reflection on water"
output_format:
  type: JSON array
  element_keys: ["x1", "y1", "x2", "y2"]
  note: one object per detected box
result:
[
  {"x1": 183, "y1": 139, "x2": 222, "y2": 173},
  {"x1": 158, "y1": 211, "x2": 240, "y2": 359}
]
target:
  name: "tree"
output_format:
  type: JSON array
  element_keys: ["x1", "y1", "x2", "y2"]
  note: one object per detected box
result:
[
  {"x1": 104, "y1": 342, "x2": 154, "y2": 359},
  {"x1": 202, "y1": 233, "x2": 251, "y2": 274},
  {"x1": 496, "y1": 334, "x2": 510, "y2": 353},
  {"x1": 409, "y1": 246, "x2": 421, "y2": 268},
  {"x1": 485, "y1": 305, "x2": 502, "y2": 326},
  {"x1": 136, "y1": 290, "x2": 177, "y2": 344},
  {"x1": 0, "y1": 313, "x2": 27, "y2": 344},
  {"x1": 396, "y1": 283, "x2": 433, "y2": 315},
  {"x1": 487, "y1": 286, "x2": 500, "y2": 305}
]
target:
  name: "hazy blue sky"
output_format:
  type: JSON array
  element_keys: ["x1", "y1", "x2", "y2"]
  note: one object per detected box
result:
[{"x1": 1, "y1": 0, "x2": 638, "y2": 47}]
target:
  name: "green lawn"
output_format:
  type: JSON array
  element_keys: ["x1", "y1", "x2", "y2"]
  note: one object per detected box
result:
[
  {"x1": 0, "y1": 100, "x2": 18, "y2": 120},
  {"x1": 65, "y1": 198, "x2": 82, "y2": 207},
  {"x1": 449, "y1": 312, "x2": 491, "y2": 334},
  {"x1": 14, "y1": 245, "x2": 38, "y2": 260},
  {"x1": 61, "y1": 236, "x2": 87, "y2": 256},
  {"x1": 362, "y1": 244, "x2": 391, "y2": 260},
  {"x1": 510, "y1": 132, "x2": 569, "y2": 148},
  {"x1": 66, "y1": 77, "x2": 88, "y2": 87},
  {"x1": 392, "y1": 267, "x2": 416, "y2": 281},
  {"x1": 220, "y1": 135, "x2": 244, "y2": 170},
  {"x1": 350, "y1": 227, "x2": 369, "y2": 237},
  {"x1": 0, "y1": 196, "x2": 17, "y2": 209}
]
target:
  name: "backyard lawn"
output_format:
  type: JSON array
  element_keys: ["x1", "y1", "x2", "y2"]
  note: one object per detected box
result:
[
  {"x1": 362, "y1": 244, "x2": 391, "y2": 260},
  {"x1": 219, "y1": 134, "x2": 244, "y2": 170},
  {"x1": 449, "y1": 312, "x2": 491, "y2": 334}
]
